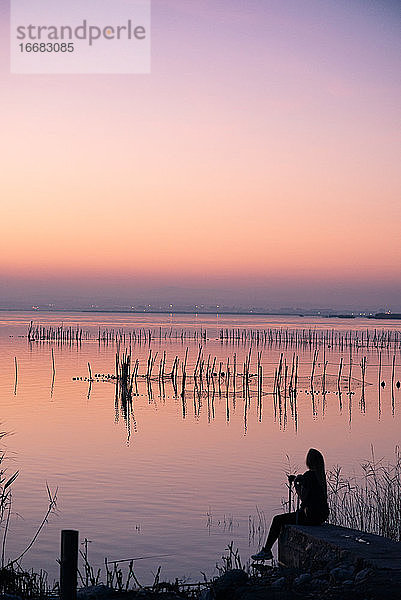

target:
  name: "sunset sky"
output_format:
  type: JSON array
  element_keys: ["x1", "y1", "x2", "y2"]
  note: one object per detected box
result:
[{"x1": 1, "y1": 0, "x2": 400, "y2": 310}]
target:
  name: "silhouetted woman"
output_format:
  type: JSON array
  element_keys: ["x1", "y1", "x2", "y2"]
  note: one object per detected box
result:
[{"x1": 251, "y1": 448, "x2": 329, "y2": 561}]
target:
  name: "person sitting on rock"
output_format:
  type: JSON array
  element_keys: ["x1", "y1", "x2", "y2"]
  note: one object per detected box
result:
[{"x1": 251, "y1": 448, "x2": 329, "y2": 561}]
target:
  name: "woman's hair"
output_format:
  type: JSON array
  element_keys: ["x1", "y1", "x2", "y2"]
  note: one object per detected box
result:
[{"x1": 306, "y1": 448, "x2": 327, "y2": 498}]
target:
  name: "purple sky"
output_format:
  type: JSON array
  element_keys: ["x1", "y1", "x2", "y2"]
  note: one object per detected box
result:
[{"x1": 0, "y1": 1, "x2": 400, "y2": 310}]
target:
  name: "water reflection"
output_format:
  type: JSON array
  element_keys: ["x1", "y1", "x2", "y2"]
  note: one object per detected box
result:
[
  {"x1": 2, "y1": 315, "x2": 401, "y2": 583},
  {"x1": 80, "y1": 341, "x2": 401, "y2": 442}
]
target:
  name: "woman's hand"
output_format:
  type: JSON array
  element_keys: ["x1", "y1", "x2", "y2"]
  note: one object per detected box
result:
[{"x1": 294, "y1": 474, "x2": 304, "y2": 495}]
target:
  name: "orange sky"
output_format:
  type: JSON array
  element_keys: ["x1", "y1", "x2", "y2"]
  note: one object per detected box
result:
[{"x1": 1, "y1": 1, "x2": 400, "y2": 309}]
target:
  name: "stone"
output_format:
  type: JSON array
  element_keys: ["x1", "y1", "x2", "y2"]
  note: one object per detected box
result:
[
  {"x1": 330, "y1": 566, "x2": 354, "y2": 581},
  {"x1": 354, "y1": 567, "x2": 372, "y2": 583},
  {"x1": 211, "y1": 569, "x2": 248, "y2": 599},
  {"x1": 309, "y1": 578, "x2": 327, "y2": 591},
  {"x1": 313, "y1": 569, "x2": 328, "y2": 579},
  {"x1": 293, "y1": 573, "x2": 312, "y2": 585},
  {"x1": 271, "y1": 577, "x2": 286, "y2": 588},
  {"x1": 77, "y1": 585, "x2": 115, "y2": 600}
]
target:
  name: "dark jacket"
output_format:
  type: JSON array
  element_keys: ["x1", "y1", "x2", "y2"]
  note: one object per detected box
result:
[{"x1": 294, "y1": 470, "x2": 329, "y2": 523}]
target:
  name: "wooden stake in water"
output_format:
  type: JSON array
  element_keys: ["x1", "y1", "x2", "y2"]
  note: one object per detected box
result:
[
  {"x1": 360, "y1": 356, "x2": 367, "y2": 411},
  {"x1": 14, "y1": 356, "x2": 18, "y2": 395},
  {"x1": 60, "y1": 529, "x2": 79, "y2": 600}
]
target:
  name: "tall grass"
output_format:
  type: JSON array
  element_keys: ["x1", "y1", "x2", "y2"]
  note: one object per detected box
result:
[
  {"x1": 327, "y1": 446, "x2": 401, "y2": 541},
  {"x1": 0, "y1": 436, "x2": 58, "y2": 598}
]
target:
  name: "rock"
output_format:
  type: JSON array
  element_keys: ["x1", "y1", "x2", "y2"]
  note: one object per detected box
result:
[
  {"x1": 313, "y1": 569, "x2": 329, "y2": 580},
  {"x1": 212, "y1": 569, "x2": 248, "y2": 599},
  {"x1": 271, "y1": 577, "x2": 286, "y2": 588},
  {"x1": 309, "y1": 578, "x2": 327, "y2": 591},
  {"x1": 354, "y1": 567, "x2": 372, "y2": 583},
  {"x1": 326, "y1": 559, "x2": 338, "y2": 571},
  {"x1": 234, "y1": 584, "x2": 277, "y2": 600},
  {"x1": 330, "y1": 566, "x2": 354, "y2": 581},
  {"x1": 293, "y1": 573, "x2": 312, "y2": 586},
  {"x1": 77, "y1": 585, "x2": 114, "y2": 600}
]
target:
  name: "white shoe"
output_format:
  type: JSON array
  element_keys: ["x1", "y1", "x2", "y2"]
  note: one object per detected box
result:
[{"x1": 251, "y1": 548, "x2": 273, "y2": 561}]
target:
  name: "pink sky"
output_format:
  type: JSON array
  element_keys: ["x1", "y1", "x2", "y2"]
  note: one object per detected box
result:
[{"x1": 0, "y1": 1, "x2": 400, "y2": 309}]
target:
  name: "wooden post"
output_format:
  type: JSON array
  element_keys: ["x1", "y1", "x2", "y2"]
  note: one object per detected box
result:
[{"x1": 60, "y1": 530, "x2": 79, "y2": 600}]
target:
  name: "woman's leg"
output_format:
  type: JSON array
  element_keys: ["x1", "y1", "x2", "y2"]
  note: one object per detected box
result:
[{"x1": 263, "y1": 512, "x2": 298, "y2": 550}]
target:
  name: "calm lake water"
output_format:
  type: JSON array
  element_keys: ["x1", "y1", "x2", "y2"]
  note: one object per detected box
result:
[{"x1": 1, "y1": 311, "x2": 400, "y2": 585}]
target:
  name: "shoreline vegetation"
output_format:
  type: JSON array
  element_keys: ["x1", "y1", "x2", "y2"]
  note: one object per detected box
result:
[{"x1": 1, "y1": 451, "x2": 400, "y2": 599}]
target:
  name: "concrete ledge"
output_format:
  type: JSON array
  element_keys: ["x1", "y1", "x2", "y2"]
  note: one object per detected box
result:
[{"x1": 278, "y1": 523, "x2": 401, "y2": 593}]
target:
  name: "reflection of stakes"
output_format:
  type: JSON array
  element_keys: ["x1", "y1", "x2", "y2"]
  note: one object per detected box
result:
[
  {"x1": 273, "y1": 368, "x2": 277, "y2": 419},
  {"x1": 284, "y1": 358, "x2": 288, "y2": 401},
  {"x1": 337, "y1": 357, "x2": 343, "y2": 411},
  {"x1": 289, "y1": 353, "x2": 299, "y2": 417},
  {"x1": 310, "y1": 349, "x2": 318, "y2": 389},
  {"x1": 211, "y1": 356, "x2": 216, "y2": 380},
  {"x1": 181, "y1": 389, "x2": 186, "y2": 419},
  {"x1": 133, "y1": 359, "x2": 139, "y2": 395},
  {"x1": 158, "y1": 368, "x2": 163, "y2": 400},
  {"x1": 257, "y1": 351, "x2": 262, "y2": 422},
  {"x1": 211, "y1": 378, "x2": 215, "y2": 420},
  {"x1": 348, "y1": 388, "x2": 352, "y2": 425},
  {"x1": 391, "y1": 354, "x2": 395, "y2": 415},
  {"x1": 311, "y1": 387, "x2": 316, "y2": 417},
  {"x1": 226, "y1": 357, "x2": 230, "y2": 422},
  {"x1": 181, "y1": 347, "x2": 188, "y2": 399},
  {"x1": 322, "y1": 339, "x2": 326, "y2": 392},
  {"x1": 360, "y1": 356, "x2": 367, "y2": 410},
  {"x1": 51, "y1": 349, "x2": 56, "y2": 397},
  {"x1": 194, "y1": 346, "x2": 202, "y2": 378},
  {"x1": 378, "y1": 351, "x2": 382, "y2": 418},
  {"x1": 171, "y1": 356, "x2": 179, "y2": 397},
  {"x1": 289, "y1": 353, "x2": 295, "y2": 396},
  {"x1": 348, "y1": 346, "x2": 353, "y2": 393},
  {"x1": 337, "y1": 357, "x2": 343, "y2": 389},
  {"x1": 51, "y1": 348, "x2": 56, "y2": 380}
]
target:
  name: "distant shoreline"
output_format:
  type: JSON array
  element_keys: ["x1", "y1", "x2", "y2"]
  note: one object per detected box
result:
[{"x1": 0, "y1": 308, "x2": 400, "y2": 320}]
